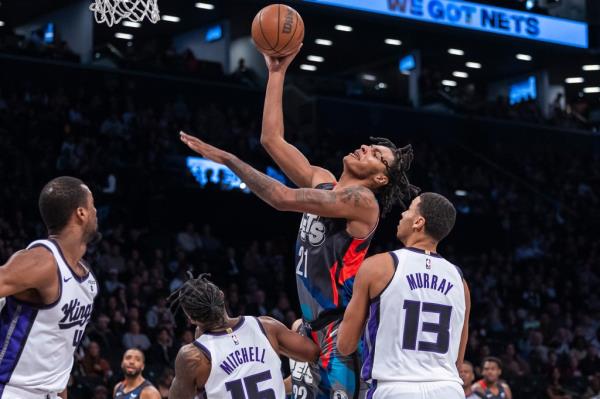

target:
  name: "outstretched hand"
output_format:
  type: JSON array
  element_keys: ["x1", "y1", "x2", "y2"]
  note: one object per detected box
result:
[
  {"x1": 263, "y1": 44, "x2": 303, "y2": 74},
  {"x1": 179, "y1": 131, "x2": 233, "y2": 165}
]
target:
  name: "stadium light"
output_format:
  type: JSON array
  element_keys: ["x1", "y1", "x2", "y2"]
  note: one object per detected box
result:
[
  {"x1": 307, "y1": 55, "x2": 324, "y2": 63},
  {"x1": 115, "y1": 32, "x2": 133, "y2": 40},
  {"x1": 161, "y1": 15, "x2": 181, "y2": 22},
  {"x1": 334, "y1": 25, "x2": 352, "y2": 32},
  {"x1": 466, "y1": 62, "x2": 481, "y2": 69},
  {"x1": 376, "y1": 82, "x2": 388, "y2": 90},
  {"x1": 453, "y1": 71, "x2": 469, "y2": 78},
  {"x1": 300, "y1": 64, "x2": 317, "y2": 71},
  {"x1": 583, "y1": 65, "x2": 600, "y2": 71},
  {"x1": 442, "y1": 80, "x2": 457, "y2": 87},
  {"x1": 195, "y1": 2, "x2": 215, "y2": 10},
  {"x1": 583, "y1": 87, "x2": 600, "y2": 93},
  {"x1": 516, "y1": 53, "x2": 532, "y2": 61},
  {"x1": 565, "y1": 77, "x2": 584, "y2": 84},
  {"x1": 0, "y1": 21, "x2": 4, "y2": 27},
  {"x1": 384, "y1": 38, "x2": 402, "y2": 46},
  {"x1": 362, "y1": 74, "x2": 376, "y2": 81},
  {"x1": 448, "y1": 48, "x2": 464, "y2": 56},
  {"x1": 315, "y1": 39, "x2": 333, "y2": 46},
  {"x1": 122, "y1": 21, "x2": 141, "y2": 28}
]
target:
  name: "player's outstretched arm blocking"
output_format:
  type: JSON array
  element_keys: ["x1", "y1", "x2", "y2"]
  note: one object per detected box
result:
[{"x1": 259, "y1": 316, "x2": 320, "y2": 363}]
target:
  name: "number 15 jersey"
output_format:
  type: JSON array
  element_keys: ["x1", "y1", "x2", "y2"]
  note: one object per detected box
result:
[
  {"x1": 195, "y1": 317, "x2": 285, "y2": 399},
  {"x1": 362, "y1": 247, "x2": 465, "y2": 385}
]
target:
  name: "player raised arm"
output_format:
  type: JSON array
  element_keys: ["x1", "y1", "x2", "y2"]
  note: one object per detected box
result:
[
  {"x1": 259, "y1": 316, "x2": 320, "y2": 362},
  {"x1": 261, "y1": 48, "x2": 335, "y2": 188},
  {"x1": 337, "y1": 253, "x2": 393, "y2": 356},
  {"x1": 180, "y1": 132, "x2": 378, "y2": 226},
  {"x1": 170, "y1": 344, "x2": 210, "y2": 399},
  {"x1": 0, "y1": 248, "x2": 56, "y2": 299}
]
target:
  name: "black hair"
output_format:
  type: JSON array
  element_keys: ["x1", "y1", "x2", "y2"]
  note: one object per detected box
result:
[
  {"x1": 483, "y1": 356, "x2": 503, "y2": 370},
  {"x1": 417, "y1": 192, "x2": 456, "y2": 242},
  {"x1": 370, "y1": 137, "x2": 420, "y2": 217},
  {"x1": 168, "y1": 273, "x2": 225, "y2": 329},
  {"x1": 38, "y1": 176, "x2": 89, "y2": 234}
]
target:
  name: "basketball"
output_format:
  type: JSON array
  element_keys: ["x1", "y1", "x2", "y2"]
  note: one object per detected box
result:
[{"x1": 251, "y1": 4, "x2": 305, "y2": 57}]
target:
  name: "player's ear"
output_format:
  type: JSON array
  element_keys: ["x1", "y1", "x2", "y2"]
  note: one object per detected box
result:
[
  {"x1": 413, "y1": 215, "x2": 425, "y2": 231},
  {"x1": 373, "y1": 172, "x2": 388, "y2": 187}
]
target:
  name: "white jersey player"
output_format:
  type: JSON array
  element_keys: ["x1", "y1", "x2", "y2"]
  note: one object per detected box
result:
[
  {"x1": 168, "y1": 274, "x2": 319, "y2": 399},
  {"x1": 0, "y1": 176, "x2": 100, "y2": 398},
  {"x1": 338, "y1": 192, "x2": 471, "y2": 399}
]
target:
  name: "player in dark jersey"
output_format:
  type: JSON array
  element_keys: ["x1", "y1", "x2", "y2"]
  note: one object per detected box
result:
[
  {"x1": 472, "y1": 357, "x2": 513, "y2": 399},
  {"x1": 180, "y1": 48, "x2": 417, "y2": 399},
  {"x1": 113, "y1": 349, "x2": 160, "y2": 399},
  {"x1": 181, "y1": 75, "x2": 417, "y2": 399}
]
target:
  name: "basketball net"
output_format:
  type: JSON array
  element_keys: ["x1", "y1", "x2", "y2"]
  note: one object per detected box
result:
[{"x1": 89, "y1": 0, "x2": 160, "y2": 27}]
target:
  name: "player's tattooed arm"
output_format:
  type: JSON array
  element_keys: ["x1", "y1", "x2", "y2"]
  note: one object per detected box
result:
[
  {"x1": 170, "y1": 344, "x2": 208, "y2": 399},
  {"x1": 180, "y1": 132, "x2": 377, "y2": 221}
]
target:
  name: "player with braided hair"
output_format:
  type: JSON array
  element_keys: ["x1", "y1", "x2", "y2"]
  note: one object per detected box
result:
[
  {"x1": 181, "y1": 51, "x2": 419, "y2": 398},
  {"x1": 168, "y1": 274, "x2": 319, "y2": 399}
]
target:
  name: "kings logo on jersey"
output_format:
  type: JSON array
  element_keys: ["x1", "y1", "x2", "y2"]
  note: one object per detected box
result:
[{"x1": 58, "y1": 298, "x2": 93, "y2": 329}]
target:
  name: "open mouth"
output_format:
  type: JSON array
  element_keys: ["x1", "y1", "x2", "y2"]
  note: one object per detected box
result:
[{"x1": 350, "y1": 150, "x2": 360, "y2": 159}]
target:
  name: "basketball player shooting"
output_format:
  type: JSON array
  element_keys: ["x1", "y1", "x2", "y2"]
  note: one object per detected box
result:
[
  {"x1": 0, "y1": 176, "x2": 100, "y2": 399},
  {"x1": 336, "y1": 193, "x2": 471, "y2": 399},
  {"x1": 180, "y1": 74, "x2": 417, "y2": 398},
  {"x1": 167, "y1": 274, "x2": 319, "y2": 399}
]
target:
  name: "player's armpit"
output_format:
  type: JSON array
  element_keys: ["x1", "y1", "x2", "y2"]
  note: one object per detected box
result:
[
  {"x1": 259, "y1": 316, "x2": 319, "y2": 362},
  {"x1": 0, "y1": 247, "x2": 55, "y2": 298},
  {"x1": 170, "y1": 344, "x2": 208, "y2": 399}
]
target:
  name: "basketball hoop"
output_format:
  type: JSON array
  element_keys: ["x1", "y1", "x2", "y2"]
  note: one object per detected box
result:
[{"x1": 90, "y1": 0, "x2": 160, "y2": 27}]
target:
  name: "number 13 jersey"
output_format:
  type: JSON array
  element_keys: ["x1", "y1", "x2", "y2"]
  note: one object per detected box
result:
[{"x1": 362, "y1": 247, "x2": 465, "y2": 385}]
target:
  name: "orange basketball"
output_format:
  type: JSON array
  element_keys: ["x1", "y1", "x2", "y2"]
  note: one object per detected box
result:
[{"x1": 251, "y1": 4, "x2": 304, "y2": 57}]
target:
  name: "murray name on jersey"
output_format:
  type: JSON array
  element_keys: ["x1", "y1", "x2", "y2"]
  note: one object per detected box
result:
[{"x1": 405, "y1": 272, "x2": 456, "y2": 296}]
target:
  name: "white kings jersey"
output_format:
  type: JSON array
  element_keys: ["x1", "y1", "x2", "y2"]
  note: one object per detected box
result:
[
  {"x1": 194, "y1": 316, "x2": 285, "y2": 399},
  {"x1": 0, "y1": 239, "x2": 97, "y2": 398},
  {"x1": 361, "y1": 247, "x2": 465, "y2": 386}
]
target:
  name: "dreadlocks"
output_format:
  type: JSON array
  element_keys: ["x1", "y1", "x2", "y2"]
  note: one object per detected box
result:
[
  {"x1": 168, "y1": 273, "x2": 225, "y2": 330},
  {"x1": 370, "y1": 136, "x2": 420, "y2": 217}
]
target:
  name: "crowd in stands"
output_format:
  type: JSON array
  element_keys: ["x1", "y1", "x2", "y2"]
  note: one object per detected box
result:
[
  {"x1": 0, "y1": 56, "x2": 598, "y2": 398},
  {"x1": 2, "y1": 26, "x2": 600, "y2": 133}
]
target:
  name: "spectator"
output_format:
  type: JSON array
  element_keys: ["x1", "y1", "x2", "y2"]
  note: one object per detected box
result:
[
  {"x1": 460, "y1": 361, "x2": 478, "y2": 399},
  {"x1": 80, "y1": 342, "x2": 112, "y2": 384},
  {"x1": 122, "y1": 321, "x2": 151, "y2": 351}
]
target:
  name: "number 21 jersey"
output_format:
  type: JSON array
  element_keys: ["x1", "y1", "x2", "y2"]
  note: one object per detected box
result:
[{"x1": 362, "y1": 247, "x2": 465, "y2": 385}]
